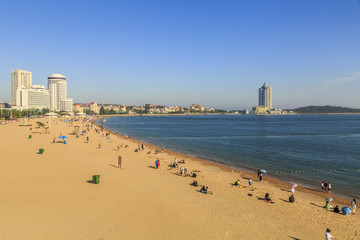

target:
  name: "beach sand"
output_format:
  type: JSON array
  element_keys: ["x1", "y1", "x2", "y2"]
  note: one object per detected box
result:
[{"x1": 0, "y1": 118, "x2": 358, "y2": 240}]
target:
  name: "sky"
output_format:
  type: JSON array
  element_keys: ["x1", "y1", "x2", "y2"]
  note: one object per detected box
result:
[{"x1": 0, "y1": 0, "x2": 360, "y2": 110}]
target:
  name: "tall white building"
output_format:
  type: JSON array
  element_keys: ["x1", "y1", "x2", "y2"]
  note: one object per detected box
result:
[
  {"x1": 48, "y1": 74, "x2": 73, "y2": 112},
  {"x1": 11, "y1": 69, "x2": 32, "y2": 107},
  {"x1": 258, "y1": 82, "x2": 272, "y2": 108},
  {"x1": 19, "y1": 85, "x2": 50, "y2": 109}
]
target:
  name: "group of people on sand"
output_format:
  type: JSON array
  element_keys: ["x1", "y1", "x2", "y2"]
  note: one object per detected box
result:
[
  {"x1": 200, "y1": 185, "x2": 210, "y2": 194},
  {"x1": 234, "y1": 178, "x2": 253, "y2": 187},
  {"x1": 257, "y1": 169, "x2": 265, "y2": 182},
  {"x1": 321, "y1": 181, "x2": 332, "y2": 193},
  {"x1": 137, "y1": 144, "x2": 146, "y2": 151},
  {"x1": 325, "y1": 199, "x2": 357, "y2": 215}
]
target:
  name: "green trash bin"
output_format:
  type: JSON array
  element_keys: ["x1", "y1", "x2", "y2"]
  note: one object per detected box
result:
[
  {"x1": 39, "y1": 149, "x2": 44, "y2": 154},
  {"x1": 92, "y1": 175, "x2": 100, "y2": 184},
  {"x1": 29, "y1": 135, "x2": 32, "y2": 139},
  {"x1": 30, "y1": 128, "x2": 32, "y2": 130}
]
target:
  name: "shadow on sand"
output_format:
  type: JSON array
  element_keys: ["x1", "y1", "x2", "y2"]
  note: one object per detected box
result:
[
  {"x1": 280, "y1": 188, "x2": 291, "y2": 192},
  {"x1": 310, "y1": 202, "x2": 324, "y2": 208}
]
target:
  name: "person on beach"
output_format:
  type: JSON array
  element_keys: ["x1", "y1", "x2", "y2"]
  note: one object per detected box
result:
[
  {"x1": 234, "y1": 180, "x2": 240, "y2": 186},
  {"x1": 289, "y1": 194, "x2": 295, "y2": 203},
  {"x1": 333, "y1": 205, "x2": 340, "y2": 213},
  {"x1": 155, "y1": 160, "x2": 160, "y2": 169},
  {"x1": 117, "y1": 144, "x2": 120, "y2": 151},
  {"x1": 53, "y1": 137, "x2": 56, "y2": 143},
  {"x1": 325, "y1": 228, "x2": 335, "y2": 240},
  {"x1": 249, "y1": 178, "x2": 252, "y2": 187},
  {"x1": 324, "y1": 181, "x2": 328, "y2": 193},
  {"x1": 257, "y1": 170, "x2": 261, "y2": 181},
  {"x1": 192, "y1": 180, "x2": 198, "y2": 186},
  {"x1": 265, "y1": 193, "x2": 272, "y2": 203},
  {"x1": 351, "y1": 199, "x2": 357, "y2": 215},
  {"x1": 98, "y1": 143, "x2": 102, "y2": 149},
  {"x1": 205, "y1": 186, "x2": 209, "y2": 194},
  {"x1": 118, "y1": 156, "x2": 122, "y2": 169},
  {"x1": 259, "y1": 172, "x2": 263, "y2": 182},
  {"x1": 325, "y1": 201, "x2": 332, "y2": 210},
  {"x1": 321, "y1": 181, "x2": 325, "y2": 192},
  {"x1": 328, "y1": 182, "x2": 332, "y2": 193},
  {"x1": 200, "y1": 186, "x2": 206, "y2": 193},
  {"x1": 87, "y1": 136, "x2": 89, "y2": 143}
]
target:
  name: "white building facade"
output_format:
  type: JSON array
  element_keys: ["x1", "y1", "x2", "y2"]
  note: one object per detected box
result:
[
  {"x1": 19, "y1": 85, "x2": 50, "y2": 109},
  {"x1": 60, "y1": 98, "x2": 73, "y2": 112},
  {"x1": 11, "y1": 69, "x2": 32, "y2": 107},
  {"x1": 90, "y1": 102, "x2": 99, "y2": 113},
  {"x1": 258, "y1": 82, "x2": 272, "y2": 108},
  {"x1": 48, "y1": 74, "x2": 73, "y2": 112}
]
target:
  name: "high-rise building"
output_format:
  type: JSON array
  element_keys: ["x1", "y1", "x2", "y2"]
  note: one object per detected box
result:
[
  {"x1": 258, "y1": 82, "x2": 272, "y2": 108},
  {"x1": 48, "y1": 74, "x2": 73, "y2": 112},
  {"x1": 11, "y1": 69, "x2": 32, "y2": 106}
]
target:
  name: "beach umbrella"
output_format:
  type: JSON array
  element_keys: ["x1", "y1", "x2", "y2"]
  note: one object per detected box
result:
[
  {"x1": 260, "y1": 169, "x2": 266, "y2": 173},
  {"x1": 341, "y1": 207, "x2": 351, "y2": 215},
  {"x1": 326, "y1": 198, "x2": 333, "y2": 202},
  {"x1": 291, "y1": 184, "x2": 298, "y2": 189},
  {"x1": 58, "y1": 136, "x2": 68, "y2": 139}
]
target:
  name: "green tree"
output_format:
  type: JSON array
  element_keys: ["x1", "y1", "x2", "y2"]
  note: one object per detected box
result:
[{"x1": 100, "y1": 107, "x2": 106, "y2": 115}]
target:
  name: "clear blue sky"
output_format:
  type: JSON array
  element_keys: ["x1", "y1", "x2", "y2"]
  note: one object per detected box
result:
[{"x1": 1, "y1": 0, "x2": 360, "y2": 110}]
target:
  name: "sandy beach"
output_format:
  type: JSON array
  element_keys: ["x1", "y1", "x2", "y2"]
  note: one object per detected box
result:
[{"x1": 0, "y1": 117, "x2": 359, "y2": 240}]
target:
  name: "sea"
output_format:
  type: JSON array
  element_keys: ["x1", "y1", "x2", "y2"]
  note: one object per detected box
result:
[{"x1": 101, "y1": 114, "x2": 360, "y2": 199}]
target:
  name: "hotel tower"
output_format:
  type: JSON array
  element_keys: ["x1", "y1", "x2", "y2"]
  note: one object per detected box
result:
[
  {"x1": 258, "y1": 82, "x2": 272, "y2": 108},
  {"x1": 11, "y1": 69, "x2": 32, "y2": 106},
  {"x1": 48, "y1": 74, "x2": 73, "y2": 112}
]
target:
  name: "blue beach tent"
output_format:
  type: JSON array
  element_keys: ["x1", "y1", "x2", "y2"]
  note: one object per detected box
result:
[{"x1": 341, "y1": 207, "x2": 351, "y2": 215}]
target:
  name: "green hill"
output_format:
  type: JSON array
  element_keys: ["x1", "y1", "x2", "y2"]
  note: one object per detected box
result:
[{"x1": 292, "y1": 105, "x2": 360, "y2": 114}]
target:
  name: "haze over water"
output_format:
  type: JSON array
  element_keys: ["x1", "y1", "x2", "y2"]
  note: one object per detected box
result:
[{"x1": 103, "y1": 114, "x2": 360, "y2": 199}]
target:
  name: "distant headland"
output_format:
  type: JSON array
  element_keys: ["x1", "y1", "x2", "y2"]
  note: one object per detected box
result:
[{"x1": 290, "y1": 105, "x2": 360, "y2": 114}]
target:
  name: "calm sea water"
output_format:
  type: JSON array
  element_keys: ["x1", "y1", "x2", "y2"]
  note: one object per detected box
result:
[{"x1": 102, "y1": 114, "x2": 360, "y2": 199}]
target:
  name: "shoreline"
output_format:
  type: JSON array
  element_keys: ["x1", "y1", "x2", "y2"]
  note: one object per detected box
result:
[
  {"x1": 1, "y1": 117, "x2": 358, "y2": 239},
  {"x1": 95, "y1": 112, "x2": 360, "y2": 118},
  {"x1": 97, "y1": 117, "x2": 354, "y2": 205}
]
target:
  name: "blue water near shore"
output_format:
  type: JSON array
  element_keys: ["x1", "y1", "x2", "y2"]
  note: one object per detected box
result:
[{"x1": 102, "y1": 114, "x2": 360, "y2": 199}]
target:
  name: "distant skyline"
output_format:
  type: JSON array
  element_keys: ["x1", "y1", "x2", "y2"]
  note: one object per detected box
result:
[{"x1": 1, "y1": 0, "x2": 360, "y2": 110}]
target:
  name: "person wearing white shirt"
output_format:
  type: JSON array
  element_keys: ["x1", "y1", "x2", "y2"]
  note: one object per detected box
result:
[{"x1": 325, "y1": 229, "x2": 335, "y2": 240}]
